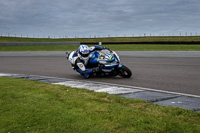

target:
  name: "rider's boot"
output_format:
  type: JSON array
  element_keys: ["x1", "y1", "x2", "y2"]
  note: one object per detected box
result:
[{"x1": 83, "y1": 73, "x2": 90, "y2": 79}]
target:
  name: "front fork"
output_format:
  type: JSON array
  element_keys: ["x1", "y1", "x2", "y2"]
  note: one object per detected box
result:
[
  {"x1": 116, "y1": 63, "x2": 124, "y2": 76},
  {"x1": 109, "y1": 63, "x2": 123, "y2": 76}
]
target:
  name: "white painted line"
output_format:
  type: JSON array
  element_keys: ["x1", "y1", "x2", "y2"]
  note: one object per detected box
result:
[
  {"x1": 53, "y1": 81, "x2": 143, "y2": 94},
  {"x1": 0, "y1": 73, "x2": 14, "y2": 77},
  {"x1": 44, "y1": 76, "x2": 200, "y2": 98},
  {"x1": 130, "y1": 86, "x2": 200, "y2": 98},
  {"x1": 94, "y1": 86, "x2": 142, "y2": 95},
  {"x1": 0, "y1": 73, "x2": 200, "y2": 98},
  {"x1": 77, "y1": 80, "x2": 200, "y2": 98}
]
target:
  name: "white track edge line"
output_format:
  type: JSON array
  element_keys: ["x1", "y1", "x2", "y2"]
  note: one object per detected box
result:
[{"x1": 1, "y1": 73, "x2": 200, "y2": 98}]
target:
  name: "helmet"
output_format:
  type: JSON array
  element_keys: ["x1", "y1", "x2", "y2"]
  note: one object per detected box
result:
[{"x1": 78, "y1": 45, "x2": 90, "y2": 57}]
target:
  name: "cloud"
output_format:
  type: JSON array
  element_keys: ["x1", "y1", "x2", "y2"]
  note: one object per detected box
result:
[{"x1": 0, "y1": 0, "x2": 199, "y2": 37}]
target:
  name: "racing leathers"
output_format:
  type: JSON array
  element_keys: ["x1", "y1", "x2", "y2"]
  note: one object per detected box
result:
[{"x1": 67, "y1": 45, "x2": 104, "y2": 78}]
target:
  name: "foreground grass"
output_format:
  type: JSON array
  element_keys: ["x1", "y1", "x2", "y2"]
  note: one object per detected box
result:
[
  {"x1": 0, "y1": 77, "x2": 199, "y2": 132},
  {"x1": 1, "y1": 36, "x2": 200, "y2": 43},
  {"x1": 0, "y1": 44, "x2": 200, "y2": 51}
]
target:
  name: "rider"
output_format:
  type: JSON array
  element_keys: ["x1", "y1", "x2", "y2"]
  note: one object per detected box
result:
[{"x1": 66, "y1": 45, "x2": 108, "y2": 78}]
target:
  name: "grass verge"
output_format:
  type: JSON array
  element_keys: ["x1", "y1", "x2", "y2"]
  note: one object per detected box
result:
[
  {"x1": 0, "y1": 77, "x2": 200, "y2": 132},
  {"x1": 1, "y1": 36, "x2": 200, "y2": 51},
  {"x1": 0, "y1": 44, "x2": 200, "y2": 51},
  {"x1": 1, "y1": 36, "x2": 200, "y2": 42}
]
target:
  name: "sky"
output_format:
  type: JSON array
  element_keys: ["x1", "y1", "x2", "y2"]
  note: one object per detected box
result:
[{"x1": 0, "y1": 0, "x2": 200, "y2": 38}]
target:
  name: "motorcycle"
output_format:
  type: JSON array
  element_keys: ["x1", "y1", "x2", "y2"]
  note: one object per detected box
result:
[{"x1": 66, "y1": 48, "x2": 132, "y2": 78}]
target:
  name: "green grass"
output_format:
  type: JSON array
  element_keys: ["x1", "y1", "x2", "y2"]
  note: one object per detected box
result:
[
  {"x1": 0, "y1": 45, "x2": 79, "y2": 51},
  {"x1": 1, "y1": 36, "x2": 200, "y2": 43},
  {"x1": 1, "y1": 36, "x2": 200, "y2": 51},
  {"x1": 0, "y1": 44, "x2": 200, "y2": 51},
  {"x1": 0, "y1": 77, "x2": 200, "y2": 133},
  {"x1": 103, "y1": 44, "x2": 200, "y2": 51}
]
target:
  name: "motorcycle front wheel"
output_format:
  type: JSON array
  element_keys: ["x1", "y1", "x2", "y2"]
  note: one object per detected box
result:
[{"x1": 118, "y1": 65, "x2": 132, "y2": 78}]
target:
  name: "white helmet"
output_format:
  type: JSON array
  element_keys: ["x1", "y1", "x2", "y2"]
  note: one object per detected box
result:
[{"x1": 78, "y1": 45, "x2": 90, "y2": 57}]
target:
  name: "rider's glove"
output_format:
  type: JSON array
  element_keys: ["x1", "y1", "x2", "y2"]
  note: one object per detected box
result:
[
  {"x1": 104, "y1": 47, "x2": 110, "y2": 50},
  {"x1": 66, "y1": 52, "x2": 71, "y2": 59}
]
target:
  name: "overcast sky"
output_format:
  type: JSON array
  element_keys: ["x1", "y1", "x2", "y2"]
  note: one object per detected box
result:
[{"x1": 0, "y1": 0, "x2": 200, "y2": 38}]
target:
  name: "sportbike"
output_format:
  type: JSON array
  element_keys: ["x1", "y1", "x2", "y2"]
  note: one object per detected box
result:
[{"x1": 66, "y1": 49, "x2": 132, "y2": 78}]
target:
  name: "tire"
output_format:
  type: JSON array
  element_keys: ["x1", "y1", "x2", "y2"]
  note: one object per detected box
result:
[{"x1": 118, "y1": 65, "x2": 132, "y2": 78}]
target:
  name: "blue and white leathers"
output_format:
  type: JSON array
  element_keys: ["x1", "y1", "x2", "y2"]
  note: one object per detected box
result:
[{"x1": 68, "y1": 45, "x2": 103, "y2": 78}]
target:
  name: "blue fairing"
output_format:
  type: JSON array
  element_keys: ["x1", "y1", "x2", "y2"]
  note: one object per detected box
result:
[
  {"x1": 89, "y1": 51, "x2": 99, "y2": 65},
  {"x1": 89, "y1": 51, "x2": 121, "y2": 70}
]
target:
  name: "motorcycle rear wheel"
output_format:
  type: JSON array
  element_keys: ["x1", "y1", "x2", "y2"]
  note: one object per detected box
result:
[{"x1": 118, "y1": 65, "x2": 132, "y2": 78}]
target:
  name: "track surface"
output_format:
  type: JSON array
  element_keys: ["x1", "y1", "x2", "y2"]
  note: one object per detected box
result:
[{"x1": 0, "y1": 55, "x2": 200, "y2": 96}]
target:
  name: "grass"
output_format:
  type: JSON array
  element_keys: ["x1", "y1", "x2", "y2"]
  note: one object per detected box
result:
[
  {"x1": 1, "y1": 36, "x2": 200, "y2": 51},
  {"x1": 0, "y1": 77, "x2": 200, "y2": 132},
  {"x1": 102, "y1": 44, "x2": 200, "y2": 51},
  {"x1": 0, "y1": 44, "x2": 200, "y2": 51},
  {"x1": 1, "y1": 36, "x2": 200, "y2": 43},
  {"x1": 0, "y1": 45, "x2": 79, "y2": 51}
]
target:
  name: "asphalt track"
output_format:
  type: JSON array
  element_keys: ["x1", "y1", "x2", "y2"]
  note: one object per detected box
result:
[{"x1": 0, "y1": 51, "x2": 200, "y2": 96}]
